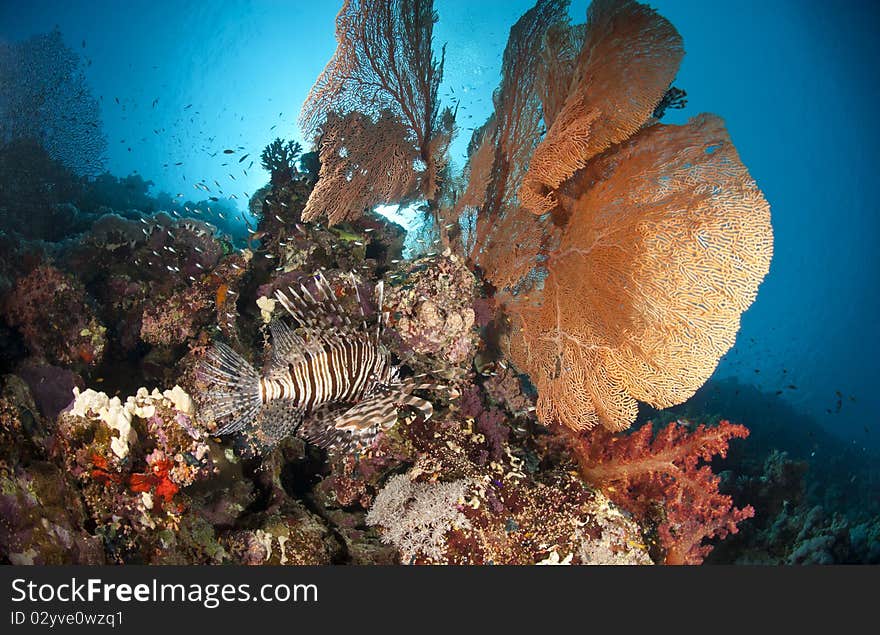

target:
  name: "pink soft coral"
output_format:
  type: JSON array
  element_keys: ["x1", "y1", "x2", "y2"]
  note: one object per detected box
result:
[{"x1": 563, "y1": 419, "x2": 754, "y2": 564}]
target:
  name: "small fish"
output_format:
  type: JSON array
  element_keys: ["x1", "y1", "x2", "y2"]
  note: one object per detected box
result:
[
  {"x1": 223, "y1": 149, "x2": 234, "y2": 154},
  {"x1": 239, "y1": 154, "x2": 249, "y2": 163}
]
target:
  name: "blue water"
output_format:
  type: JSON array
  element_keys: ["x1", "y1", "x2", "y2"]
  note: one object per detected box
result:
[{"x1": 2, "y1": 0, "x2": 878, "y2": 451}]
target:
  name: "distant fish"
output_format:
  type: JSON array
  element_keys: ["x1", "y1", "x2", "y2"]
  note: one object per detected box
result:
[
  {"x1": 239, "y1": 154, "x2": 249, "y2": 163},
  {"x1": 184, "y1": 104, "x2": 193, "y2": 110},
  {"x1": 223, "y1": 149, "x2": 235, "y2": 154}
]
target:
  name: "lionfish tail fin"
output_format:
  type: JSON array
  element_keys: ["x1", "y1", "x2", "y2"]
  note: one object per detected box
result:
[{"x1": 199, "y1": 341, "x2": 262, "y2": 435}]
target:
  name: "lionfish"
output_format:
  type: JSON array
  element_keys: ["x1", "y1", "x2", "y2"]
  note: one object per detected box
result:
[{"x1": 200, "y1": 271, "x2": 448, "y2": 453}]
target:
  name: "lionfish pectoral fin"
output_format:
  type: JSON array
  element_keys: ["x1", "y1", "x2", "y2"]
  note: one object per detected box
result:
[
  {"x1": 299, "y1": 396, "x2": 398, "y2": 453},
  {"x1": 334, "y1": 396, "x2": 399, "y2": 432},
  {"x1": 248, "y1": 399, "x2": 305, "y2": 451},
  {"x1": 397, "y1": 393, "x2": 433, "y2": 420}
]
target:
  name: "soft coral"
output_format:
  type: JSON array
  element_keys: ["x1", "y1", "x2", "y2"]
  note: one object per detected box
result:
[{"x1": 563, "y1": 419, "x2": 754, "y2": 564}]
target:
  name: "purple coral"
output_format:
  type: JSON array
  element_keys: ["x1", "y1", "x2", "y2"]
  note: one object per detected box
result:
[
  {"x1": 2, "y1": 264, "x2": 106, "y2": 366},
  {"x1": 383, "y1": 253, "x2": 478, "y2": 365}
]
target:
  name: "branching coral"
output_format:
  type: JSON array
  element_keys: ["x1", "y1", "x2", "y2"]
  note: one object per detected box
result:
[
  {"x1": 563, "y1": 419, "x2": 754, "y2": 564},
  {"x1": 260, "y1": 138, "x2": 302, "y2": 186}
]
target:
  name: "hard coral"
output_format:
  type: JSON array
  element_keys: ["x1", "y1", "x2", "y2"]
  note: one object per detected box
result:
[
  {"x1": 53, "y1": 384, "x2": 217, "y2": 562},
  {"x1": 383, "y1": 251, "x2": 478, "y2": 367},
  {"x1": 563, "y1": 419, "x2": 754, "y2": 564}
]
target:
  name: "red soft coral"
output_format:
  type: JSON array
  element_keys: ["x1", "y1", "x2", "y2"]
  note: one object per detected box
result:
[{"x1": 564, "y1": 419, "x2": 754, "y2": 564}]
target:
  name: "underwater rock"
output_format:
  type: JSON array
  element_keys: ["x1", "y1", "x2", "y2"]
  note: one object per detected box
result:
[
  {"x1": 383, "y1": 251, "x2": 478, "y2": 368},
  {"x1": 16, "y1": 358, "x2": 84, "y2": 423},
  {"x1": 221, "y1": 500, "x2": 340, "y2": 565},
  {"x1": 2, "y1": 264, "x2": 106, "y2": 367},
  {"x1": 140, "y1": 248, "x2": 250, "y2": 347},
  {"x1": 0, "y1": 460, "x2": 106, "y2": 565},
  {"x1": 0, "y1": 391, "x2": 103, "y2": 565},
  {"x1": 1, "y1": 373, "x2": 53, "y2": 457},
  {"x1": 52, "y1": 384, "x2": 219, "y2": 562}
]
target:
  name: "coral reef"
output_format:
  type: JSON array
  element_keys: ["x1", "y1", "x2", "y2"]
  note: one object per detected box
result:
[
  {"x1": 2, "y1": 264, "x2": 106, "y2": 367},
  {"x1": 562, "y1": 420, "x2": 754, "y2": 564},
  {"x1": 0, "y1": 0, "x2": 818, "y2": 568},
  {"x1": 383, "y1": 251, "x2": 478, "y2": 368}
]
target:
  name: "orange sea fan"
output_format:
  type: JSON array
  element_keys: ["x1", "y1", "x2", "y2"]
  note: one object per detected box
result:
[
  {"x1": 298, "y1": 0, "x2": 446, "y2": 226},
  {"x1": 520, "y1": 0, "x2": 685, "y2": 216},
  {"x1": 506, "y1": 114, "x2": 773, "y2": 431},
  {"x1": 302, "y1": 110, "x2": 419, "y2": 225},
  {"x1": 470, "y1": 0, "x2": 568, "y2": 280}
]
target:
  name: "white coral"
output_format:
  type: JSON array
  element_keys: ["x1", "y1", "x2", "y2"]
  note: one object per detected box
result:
[
  {"x1": 69, "y1": 384, "x2": 198, "y2": 458},
  {"x1": 366, "y1": 473, "x2": 471, "y2": 563},
  {"x1": 71, "y1": 388, "x2": 137, "y2": 458}
]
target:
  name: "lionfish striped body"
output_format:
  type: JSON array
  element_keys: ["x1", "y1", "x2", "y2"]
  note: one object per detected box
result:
[{"x1": 200, "y1": 271, "x2": 443, "y2": 453}]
